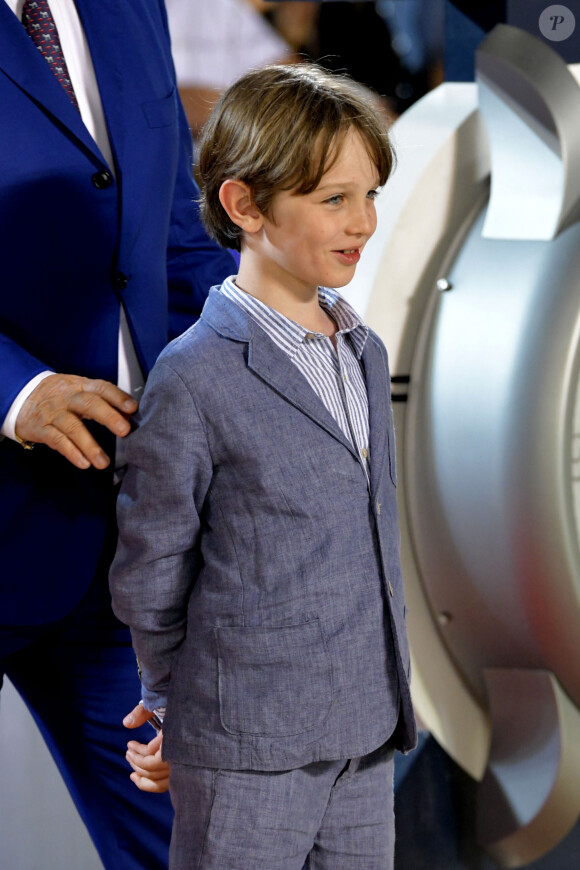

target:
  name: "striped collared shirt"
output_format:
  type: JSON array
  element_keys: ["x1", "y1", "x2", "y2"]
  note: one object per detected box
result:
[{"x1": 219, "y1": 277, "x2": 371, "y2": 480}]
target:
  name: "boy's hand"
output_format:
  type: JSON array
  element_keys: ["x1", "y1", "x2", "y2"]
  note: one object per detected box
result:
[
  {"x1": 126, "y1": 733, "x2": 170, "y2": 792},
  {"x1": 123, "y1": 703, "x2": 170, "y2": 793}
]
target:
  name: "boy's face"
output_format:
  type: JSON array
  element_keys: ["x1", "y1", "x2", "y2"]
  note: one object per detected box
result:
[{"x1": 256, "y1": 128, "x2": 380, "y2": 297}]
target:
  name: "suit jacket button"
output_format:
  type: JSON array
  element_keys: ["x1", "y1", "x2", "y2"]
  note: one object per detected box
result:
[
  {"x1": 388, "y1": 581, "x2": 394, "y2": 597},
  {"x1": 92, "y1": 170, "x2": 113, "y2": 189},
  {"x1": 115, "y1": 272, "x2": 129, "y2": 291}
]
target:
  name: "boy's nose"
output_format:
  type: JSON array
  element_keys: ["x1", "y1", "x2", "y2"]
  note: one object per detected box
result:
[{"x1": 347, "y1": 202, "x2": 376, "y2": 237}]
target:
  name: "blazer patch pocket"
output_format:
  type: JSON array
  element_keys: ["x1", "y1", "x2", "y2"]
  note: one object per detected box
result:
[
  {"x1": 141, "y1": 90, "x2": 177, "y2": 128},
  {"x1": 216, "y1": 619, "x2": 333, "y2": 737}
]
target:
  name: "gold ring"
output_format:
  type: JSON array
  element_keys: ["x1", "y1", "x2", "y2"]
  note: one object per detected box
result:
[{"x1": 15, "y1": 433, "x2": 36, "y2": 450}]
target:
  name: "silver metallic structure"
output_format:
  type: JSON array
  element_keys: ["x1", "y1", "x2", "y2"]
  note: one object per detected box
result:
[{"x1": 345, "y1": 24, "x2": 580, "y2": 868}]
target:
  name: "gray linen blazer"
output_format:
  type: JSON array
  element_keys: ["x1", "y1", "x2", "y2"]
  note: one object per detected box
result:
[{"x1": 110, "y1": 288, "x2": 417, "y2": 770}]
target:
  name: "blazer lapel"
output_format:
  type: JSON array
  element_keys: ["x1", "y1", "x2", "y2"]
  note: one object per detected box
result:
[
  {"x1": 362, "y1": 335, "x2": 390, "y2": 497},
  {"x1": 0, "y1": 1, "x2": 102, "y2": 160},
  {"x1": 202, "y1": 290, "x2": 358, "y2": 457},
  {"x1": 248, "y1": 333, "x2": 359, "y2": 457}
]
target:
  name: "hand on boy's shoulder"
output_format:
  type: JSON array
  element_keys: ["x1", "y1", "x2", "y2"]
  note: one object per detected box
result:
[{"x1": 15, "y1": 373, "x2": 138, "y2": 469}]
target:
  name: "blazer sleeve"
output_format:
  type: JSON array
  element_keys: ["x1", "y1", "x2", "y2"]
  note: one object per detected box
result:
[
  {"x1": 110, "y1": 358, "x2": 213, "y2": 710},
  {"x1": 159, "y1": 0, "x2": 237, "y2": 340},
  {"x1": 165, "y1": 101, "x2": 236, "y2": 341},
  {"x1": 0, "y1": 334, "x2": 55, "y2": 426}
]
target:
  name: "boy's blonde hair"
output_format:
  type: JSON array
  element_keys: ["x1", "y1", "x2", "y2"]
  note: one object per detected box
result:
[{"x1": 197, "y1": 63, "x2": 395, "y2": 251}]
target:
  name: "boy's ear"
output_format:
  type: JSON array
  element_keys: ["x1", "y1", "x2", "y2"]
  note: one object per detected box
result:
[{"x1": 219, "y1": 180, "x2": 264, "y2": 234}]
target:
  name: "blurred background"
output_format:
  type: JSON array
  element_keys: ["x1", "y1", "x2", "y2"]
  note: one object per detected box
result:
[{"x1": 166, "y1": 0, "x2": 445, "y2": 137}]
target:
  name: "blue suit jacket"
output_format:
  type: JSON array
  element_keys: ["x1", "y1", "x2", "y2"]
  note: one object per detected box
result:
[
  {"x1": 0, "y1": 0, "x2": 234, "y2": 625},
  {"x1": 111, "y1": 289, "x2": 417, "y2": 769}
]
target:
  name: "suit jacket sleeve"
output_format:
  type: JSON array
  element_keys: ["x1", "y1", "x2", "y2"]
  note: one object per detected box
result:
[
  {"x1": 110, "y1": 358, "x2": 213, "y2": 710},
  {"x1": 159, "y1": 0, "x2": 236, "y2": 341},
  {"x1": 165, "y1": 100, "x2": 236, "y2": 342},
  {"x1": 0, "y1": 337, "x2": 55, "y2": 425}
]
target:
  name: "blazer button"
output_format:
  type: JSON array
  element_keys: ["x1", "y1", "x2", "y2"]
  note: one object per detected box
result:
[
  {"x1": 388, "y1": 581, "x2": 394, "y2": 598},
  {"x1": 115, "y1": 272, "x2": 129, "y2": 291},
  {"x1": 92, "y1": 170, "x2": 113, "y2": 189}
]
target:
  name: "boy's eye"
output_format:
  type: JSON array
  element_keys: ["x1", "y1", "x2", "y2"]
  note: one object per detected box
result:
[
  {"x1": 366, "y1": 189, "x2": 379, "y2": 200},
  {"x1": 325, "y1": 194, "x2": 344, "y2": 205}
]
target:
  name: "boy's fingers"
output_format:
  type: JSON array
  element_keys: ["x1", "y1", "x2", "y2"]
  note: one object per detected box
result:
[
  {"x1": 147, "y1": 732, "x2": 163, "y2": 754},
  {"x1": 125, "y1": 734, "x2": 163, "y2": 760},
  {"x1": 130, "y1": 772, "x2": 170, "y2": 793},
  {"x1": 126, "y1": 748, "x2": 170, "y2": 778},
  {"x1": 123, "y1": 703, "x2": 152, "y2": 729}
]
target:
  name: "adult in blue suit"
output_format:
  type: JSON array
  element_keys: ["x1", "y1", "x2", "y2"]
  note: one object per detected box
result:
[{"x1": 0, "y1": 1, "x2": 234, "y2": 867}]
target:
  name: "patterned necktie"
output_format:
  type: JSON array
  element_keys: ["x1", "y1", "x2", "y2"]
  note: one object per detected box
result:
[{"x1": 22, "y1": 0, "x2": 79, "y2": 110}]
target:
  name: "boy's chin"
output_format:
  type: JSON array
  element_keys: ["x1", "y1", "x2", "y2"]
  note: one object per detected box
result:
[{"x1": 331, "y1": 273, "x2": 358, "y2": 289}]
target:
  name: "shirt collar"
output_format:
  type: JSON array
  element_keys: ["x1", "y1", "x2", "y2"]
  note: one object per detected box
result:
[
  {"x1": 317, "y1": 286, "x2": 369, "y2": 358},
  {"x1": 220, "y1": 277, "x2": 369, "y2": 359}
]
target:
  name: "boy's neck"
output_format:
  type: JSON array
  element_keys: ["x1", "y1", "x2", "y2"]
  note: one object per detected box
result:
[{"x1": 235, "y1": 264, "x2": 337, "y2": 340}]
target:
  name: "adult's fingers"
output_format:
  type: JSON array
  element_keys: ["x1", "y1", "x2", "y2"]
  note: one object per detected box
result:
[{"x1": 15, "y1": 374, "x2": 138, "y2": 468}]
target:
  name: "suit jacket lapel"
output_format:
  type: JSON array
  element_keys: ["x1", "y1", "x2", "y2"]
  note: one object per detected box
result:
[
  {"x1": 0, "y1": 1, "x2": 102, "y2": 161},
  {"x1": 247, "y1": 336, "x2": 359, "y2": 457},
  {"x1": 202, "y1": 290, "x2": 358, "y2": 457},
  {"x1": 362, "y1": 335, "x2": 390, "y2": 497}
]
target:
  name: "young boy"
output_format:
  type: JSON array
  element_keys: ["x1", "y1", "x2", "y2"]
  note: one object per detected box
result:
[{"x1": 110, "y1": 63, "x2": 417, "y2": 870}]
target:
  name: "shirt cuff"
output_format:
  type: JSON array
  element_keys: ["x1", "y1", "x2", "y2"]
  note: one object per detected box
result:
[
  {"x1": 1, "y1": 371, "x2": 54, "y2": 440},
  {"x1": 140, "y1": 685, "x2": 169, "y2": 713}
]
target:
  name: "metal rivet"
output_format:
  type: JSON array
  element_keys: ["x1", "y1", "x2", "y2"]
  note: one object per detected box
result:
[{"x1": 436, "y1": 278, "x2": 453, "y2": 292}]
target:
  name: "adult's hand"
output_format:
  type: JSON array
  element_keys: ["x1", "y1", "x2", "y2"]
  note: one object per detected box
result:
[
  {"x1": 123, "y1": 703, "x2": 170, "y2": 793},
  {"x1": 15, "y1": 374, "x2": 138, "y2": 469}
]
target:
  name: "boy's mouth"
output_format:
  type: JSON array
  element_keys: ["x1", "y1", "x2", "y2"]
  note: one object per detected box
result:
[{"x1": 333, "y1": 248, "x2": 361, "y2": 265}]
